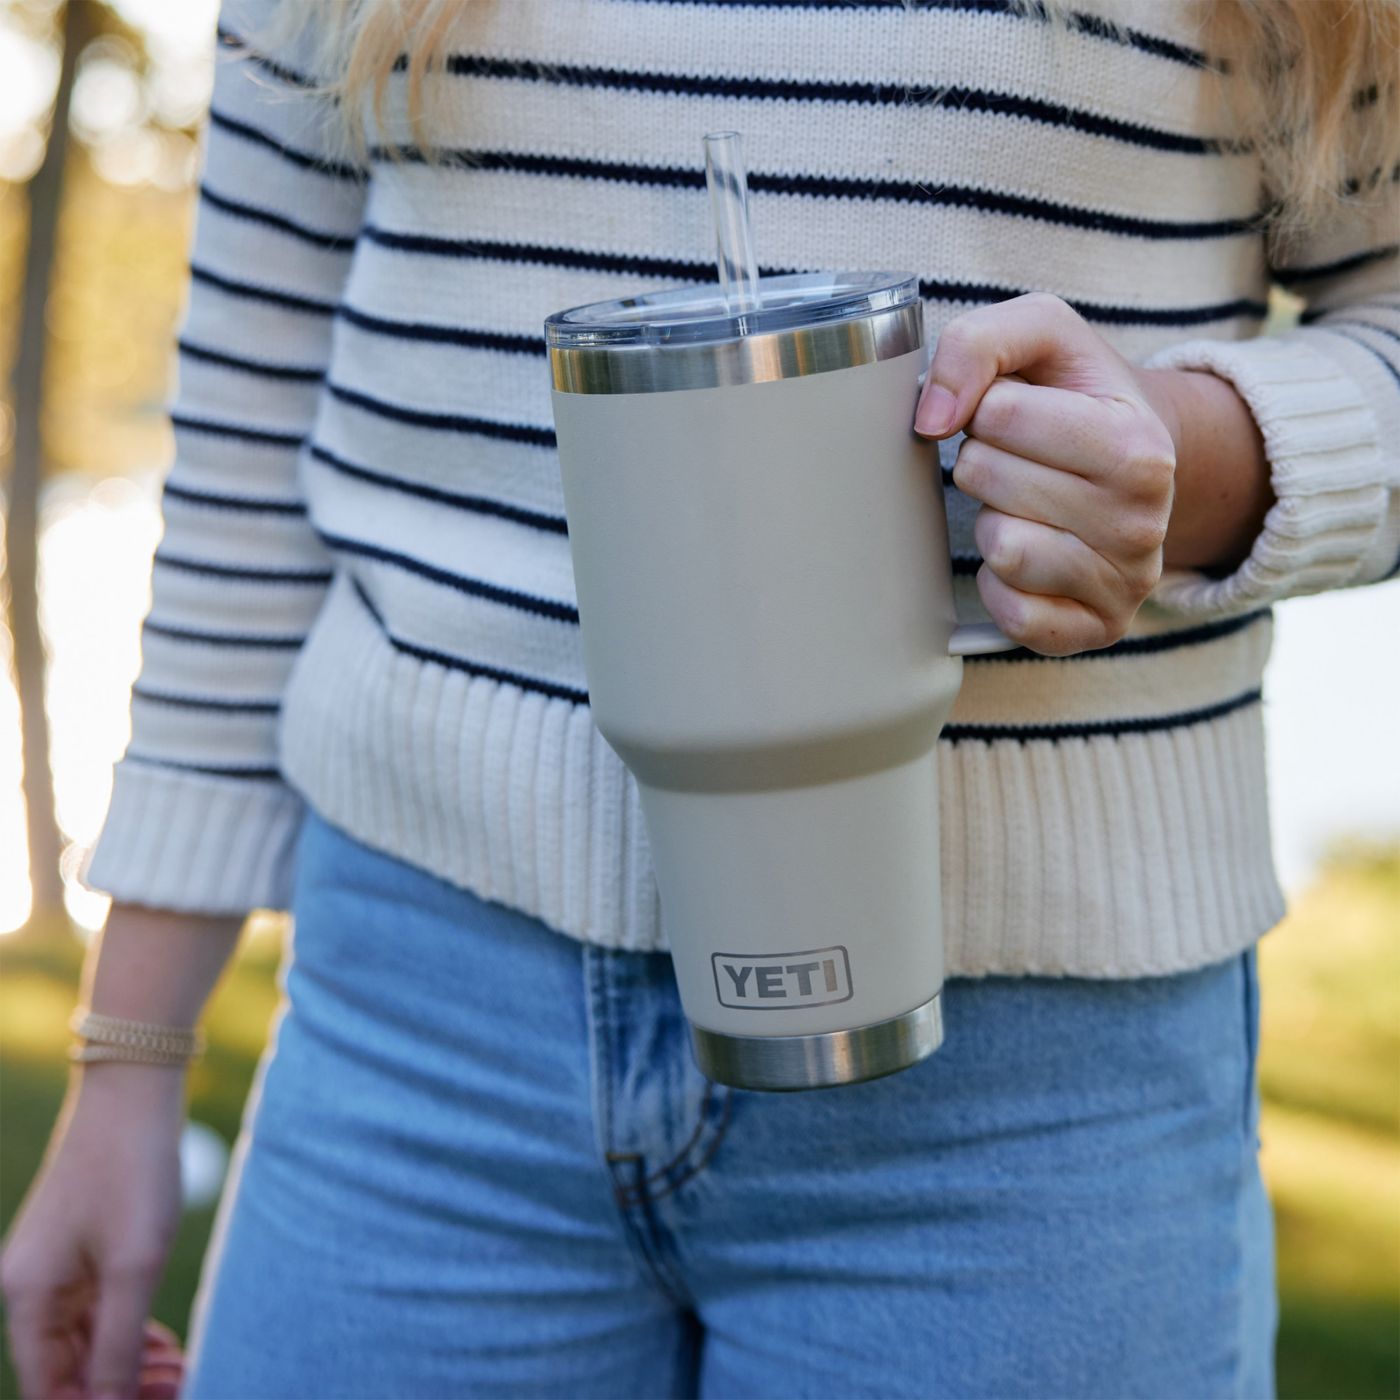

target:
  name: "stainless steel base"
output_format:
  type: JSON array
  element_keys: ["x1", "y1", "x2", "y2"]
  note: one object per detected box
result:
[{"x1": 690, "y1": 993, "x2": 944, "y2": 1091}]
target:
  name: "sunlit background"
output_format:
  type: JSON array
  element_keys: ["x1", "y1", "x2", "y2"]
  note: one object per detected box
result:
[{"x1": 0, "y1": 3, "x2": 1396, "y2": 1398}]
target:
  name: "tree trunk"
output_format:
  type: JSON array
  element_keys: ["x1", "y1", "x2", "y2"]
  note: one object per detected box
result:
[{"x1": 5, "y1": 0, "x2": 87, "y2": 918}]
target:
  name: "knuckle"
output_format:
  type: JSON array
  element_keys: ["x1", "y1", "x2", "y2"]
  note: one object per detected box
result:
[
  {"x1": 1127, "y1": 553, "x2": 1165, "y2": 602},
  {"x1": 1121, "y1": 426, "x2": 1176, "y2": 494},
  {"x1": 1098, "y1": 612, "x2": 1131, "y2": 647},
  {"x1": 952, "y1": 439, "x2": 991, "y2": 496},
  {"x1": 1115, "y1": 508, "x2": 1169, "y2": 559},
  {"x1": 971, "y1": 381, "x2": 1020, "y2": 441},
  {"x1": 1018, "y1": 291, "x2": 1079, "y2": 329},
  {"x1": 933, "y1": 317, "x2": 975, "y2": 362},
  {"x1": 980, "y1": 576, "x2": 1034, "y2": 645},
  {"x1": 977, "y1": 511, "x2": 1024, "y2": 578}
]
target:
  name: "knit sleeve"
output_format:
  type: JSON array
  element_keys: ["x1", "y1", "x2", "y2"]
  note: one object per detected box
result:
[
  {"x1": 80, "y1": 2, "x2": 366, "y2": 914},
  {"x1": 1143, "y1": 183, "x2": 1400, "y2": 619}
]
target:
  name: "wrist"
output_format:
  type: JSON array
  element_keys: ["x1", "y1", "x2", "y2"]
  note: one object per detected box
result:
[
  {"x1": 71, "y1": 1059, "x2": 189, "y2": 1118},
  {"x1": 1133, "y1": 365, "x2": 1274, "y2": 572}
]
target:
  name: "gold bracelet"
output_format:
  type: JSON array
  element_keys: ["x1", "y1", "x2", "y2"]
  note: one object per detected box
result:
[{"x1": 68, "y1": 1008, "x2": 206, "y2": 1067}]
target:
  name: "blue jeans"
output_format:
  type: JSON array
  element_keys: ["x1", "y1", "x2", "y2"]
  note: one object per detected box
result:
[{"x1": 184, "y1": 811, "x2": 1276, "y2": 1399}]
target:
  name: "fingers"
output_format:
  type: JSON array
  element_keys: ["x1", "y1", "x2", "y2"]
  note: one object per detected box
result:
[
  {"x1": 972, "y1": 508, "x2": 1123, "y2": 612},
  {"x1": 953, "y1": 438, "x2": 1169, "y2": 571},
  {"x1": 136, "y1": 1325, "x2": 184, "y2": 1400},
  {"x1": 953, "y1": 438, "x2": 1098, "y2": 531},
  {"x1": 88, "y1": 1260, "x2": 165, "y2": 1400},
  {"x1": 1, "y1": 1238, "x2": 88, "y2": 1400},
  {"x1": 4, "y1": 1291, "x2": 63, "y2": 1400},
  {"x1": 915, "y1": 293, "x2": 1122, "y2": 439},
  {"x1": 965, "y1": 379, "x2": 1176, "y2": 487},
  {"x1": 974, "y1": 565, "x2": 1112, "y2": 658}
]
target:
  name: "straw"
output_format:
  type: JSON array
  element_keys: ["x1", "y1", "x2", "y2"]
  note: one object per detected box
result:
[{"x1": 703, "y1": 132, "x2": 760, "y2": 314}]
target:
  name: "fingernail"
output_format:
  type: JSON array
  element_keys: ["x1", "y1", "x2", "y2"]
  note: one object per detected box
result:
[{"x1": 915, "y1": 383, "x2": 957, "y2": 437}]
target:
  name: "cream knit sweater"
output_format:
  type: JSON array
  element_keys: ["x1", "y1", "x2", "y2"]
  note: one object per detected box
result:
[{"x1": 84, "y1": 0, "x2": 1400, "y2": 977}]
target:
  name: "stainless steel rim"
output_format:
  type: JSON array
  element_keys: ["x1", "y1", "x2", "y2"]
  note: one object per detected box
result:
[
  {"x1": 690, "y1": 992, "x2": 943, "y2": 1092},
  {"x1": 550, "y1": 301, "x2": 924, "y2": 395}
]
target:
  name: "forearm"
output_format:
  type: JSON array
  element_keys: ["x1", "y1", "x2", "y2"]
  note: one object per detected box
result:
[
  {"x1": 1135, "y1": 367, "x2": 1275, "y2": 573},
  {"x1": 81, "y1": 902, "x2": 243, "y2": 1028}
]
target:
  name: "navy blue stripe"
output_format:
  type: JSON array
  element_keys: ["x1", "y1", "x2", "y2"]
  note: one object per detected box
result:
[
  {"x1": 361, "y1": 224, "x2": 715, "y2": 282},
  {"x1": 162, "y1": 480, "x2": 307, "y2": 516},
  {"x1": 1272, "y1": 245, "x2": 1398, "y2": 286},
  {"x1": 127, "y1": 751, "x2": 283, "y2": 781},
  {"x1": 919, "y1": 278, "x2": 1265, "y2": 327},
  {"x1": 143, "y1": 619, "x2": 306, "y2": 650},
  {"x1": 941, "y1": 686, "x2": 1262, "y2": 743},
  {"x1": 441, "y1": 55, "x2": 1221, "y2": 155},
  {"x1": 1324, "y1": 328, "x2": 1400, "y2": 390},
  {"x1": 602, "y1": 1, "x2": 1209, "y2": 69},
  {"x1": 178, "y1": 338, "x2": 324, "y2": 382},
  {"x1": 207, "y1": 107, "x2": 360, "y2": 180},
  {"x1": 337, "y1": 303, "x2": 545, "y2": 356},
  {"x1": 153, "y1": 552, "x2": 332, "y2": 586},
  {"x1": 326, "y1": 381, "x2": 557, "y2": 447},
  {"x1": 308, "y1": 443, "x2": 567, "y2": 534},
  {"x1": 351, "y1": 580, "x2": 589, "y2": 704},
  {"x1": 352, "y1": 589, "x2": 1263, "y2": 724},
  {"x1": 374, "y1": 149, "x2": 1258, "y2": 241},
  {"x1": 1317, "y1": 317, "x2": 1400, "y2": 348},
  {"x1": 190, "y1": 263, "x2": 336, "y2": 316},
  {"x1": 967, "y1": 608, "x2": 1270, "y2": 664},
  {"x1": 951, "y1": 554, "x2": 981, "y2": 575},
  {"x1": 132, "y1": 685, "x2": 280, "y2": 714},
  {"x1": 199, "y1": 184, "x2": 356, "y2": 252},
  {"x1": 360, "y1": 226, "x2": 1266, "y2": 328},
  {"x1": 1055, "y1": 6, "x2": 1210, "y2": 68},
  {"x1": 216, "y1": 26, "x2": 314, "y2": 89},
  {"x1": 317, "y1": 528, "x2": 579, "y2": 623},
  {"x1": 170, "y1": 412, "x2": 304, "y2": 449},
  {"x1": 218, "y1": 9, "x2": 1207, "y2": 87}
]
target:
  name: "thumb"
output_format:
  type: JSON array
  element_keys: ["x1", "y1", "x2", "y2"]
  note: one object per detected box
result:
[
  {"x1": 87, "y1": 1260, "x2": 163, "y2": 1400},
  {"x1": 915, "y1": 292, "x2": 1115, "y2": 440}
]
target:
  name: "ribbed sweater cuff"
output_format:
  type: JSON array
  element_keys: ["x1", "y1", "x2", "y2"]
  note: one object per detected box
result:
[
  {"x1": 80, "y1": 762, "x2": 305, "y2": 914},
  {"x1": 1145, "y1": 334, "x2": 1387, "y2": 618}
]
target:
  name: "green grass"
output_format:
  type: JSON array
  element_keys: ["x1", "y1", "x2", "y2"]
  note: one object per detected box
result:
[{"x1": 1, "y1": 852, "x2": 1397, "y2": 1400}]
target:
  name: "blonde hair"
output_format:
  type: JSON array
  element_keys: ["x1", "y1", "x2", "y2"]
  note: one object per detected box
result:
[{"x1": 271, "y1": 0, "x2": 1400, "y2": 236}]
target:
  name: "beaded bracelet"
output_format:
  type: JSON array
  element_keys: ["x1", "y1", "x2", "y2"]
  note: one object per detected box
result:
[{"x1": 68, "y1": 1008, "x2": 206, "y2": 1067}]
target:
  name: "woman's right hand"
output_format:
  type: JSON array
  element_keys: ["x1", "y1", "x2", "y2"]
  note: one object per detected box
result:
[{"x1": 1, "y1": 1063, "x2": 186, "y2": 1400}]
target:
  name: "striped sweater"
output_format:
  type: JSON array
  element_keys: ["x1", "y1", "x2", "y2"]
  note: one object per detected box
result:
[{"x1": 84, "y1": 0, "x2": 1400, "y2": 977}]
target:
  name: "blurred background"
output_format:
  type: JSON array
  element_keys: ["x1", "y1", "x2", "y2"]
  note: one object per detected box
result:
[{"x1": 0, "y1": 2, "x2": 1396, "y2": 1397}]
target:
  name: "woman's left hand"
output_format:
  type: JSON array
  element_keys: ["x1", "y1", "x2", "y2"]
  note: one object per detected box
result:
[{"x1": 914, "y1": 293, "x2": 1186, "y2": 658}]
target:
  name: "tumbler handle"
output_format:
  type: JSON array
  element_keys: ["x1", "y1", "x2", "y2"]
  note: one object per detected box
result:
[
  {"x1": 915, "y1": 367, "x2": 1020, "y2": 659},
  {"x1": 949, "y1": 622, "x2": 1018, "y2": 657}
]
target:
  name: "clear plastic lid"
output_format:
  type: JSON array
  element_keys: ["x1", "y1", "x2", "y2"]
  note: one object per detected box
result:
[{"x1": 545, "y1": 271, "x2": 919, "y2": 352}]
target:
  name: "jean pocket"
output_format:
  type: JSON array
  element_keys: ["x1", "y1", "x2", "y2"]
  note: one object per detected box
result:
[{"x1": 1241, "y1": 947, "x2": 1262, "y2": 1143}]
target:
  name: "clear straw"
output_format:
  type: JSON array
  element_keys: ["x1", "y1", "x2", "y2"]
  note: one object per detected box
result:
[{"x1": 703, "y1": 132, "x2": 760, "y2": 315}]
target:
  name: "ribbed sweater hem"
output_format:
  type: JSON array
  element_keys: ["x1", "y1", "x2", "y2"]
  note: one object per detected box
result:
[
  {"x1": 81, "y1": 763, "x2": 306, "y2": 914},
  {"x1": 1146, "y1": 335, "x2": 1388, "y2": 617},
  {"x1": 276, "y1": 574, "x2": 1286, "y2": 977}
]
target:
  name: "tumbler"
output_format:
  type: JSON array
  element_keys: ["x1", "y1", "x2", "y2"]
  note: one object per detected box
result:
[{"x1": 546, "y1": 269, "x2": 1011, "y2": 1091}]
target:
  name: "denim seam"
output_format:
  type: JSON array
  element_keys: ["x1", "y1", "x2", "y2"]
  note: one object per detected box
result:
[
  {"x1": 606, "y1": 1082, "x2": 715, "y2": 1189},
  {"x1": 583, "y1": 947, "x2": 618, "y2": 1170},
  {"x1": 607, "y1": 1155, "x2": 694, "y2": 1307},
  {"x1": 587, "y1": 949, "x2": 693, "y2": 1304},
  {"x1": 624, "y1": 1086, "x2": 734, "y2": 1206}
]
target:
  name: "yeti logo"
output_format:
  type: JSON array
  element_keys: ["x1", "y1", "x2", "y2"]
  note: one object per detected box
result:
[{"x1": 712, "y1": 946, "x2": 854, "y2": 1009}]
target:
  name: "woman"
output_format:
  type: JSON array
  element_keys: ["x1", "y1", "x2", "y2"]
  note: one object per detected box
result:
[{"x1": 4, "y1": 0, "x2": 1397, "y2": 1396}]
